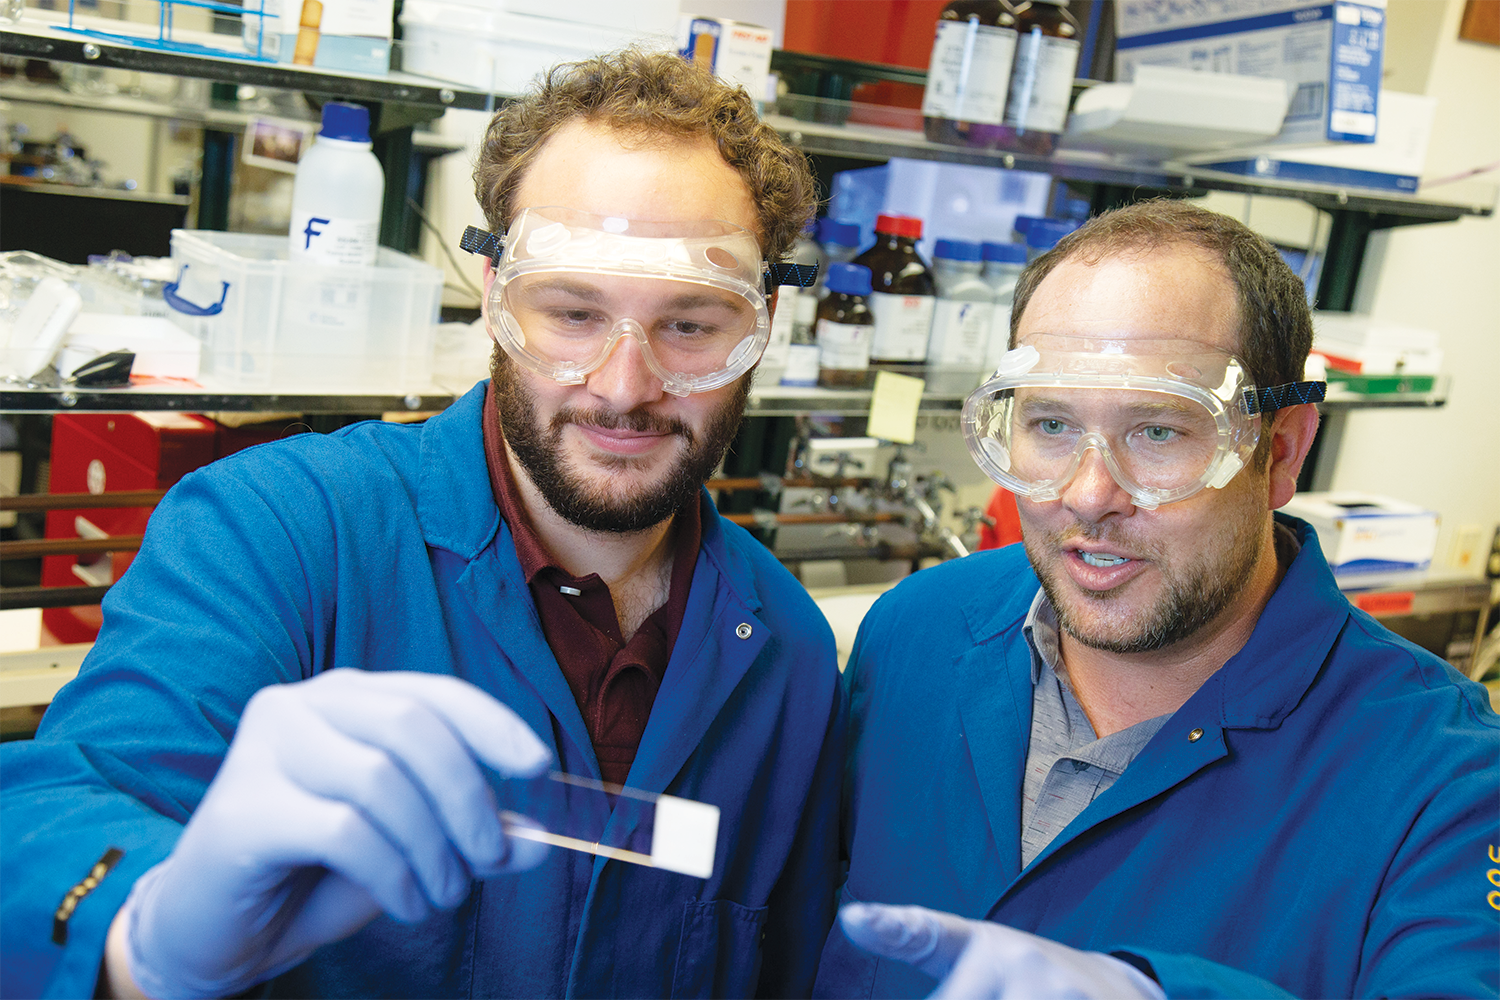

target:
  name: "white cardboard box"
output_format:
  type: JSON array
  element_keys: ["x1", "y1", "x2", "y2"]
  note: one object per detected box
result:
[
  {"x1": 1114, "y1": 0, "x2": 1387, "y2": 145},
  {"x1": 1187, "y1": 91, "x2": 1435, "y2": 193},
  {"x1": 677, "y1": 16, "x2": 773, "y2": 101},
  {"x1": 1283, "y1": 492, "x2": 1439, "y2": 575}
]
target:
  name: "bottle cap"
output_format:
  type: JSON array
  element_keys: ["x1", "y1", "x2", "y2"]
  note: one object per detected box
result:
[
  {"x1": 874, "y1": 214, "x2": 923, "y2": 239},
  {"x1": 982, "y1": 241, "x2": 1028, "y2": 264},
  {"x1": 1026, "y1": 218, "x2": 1083, "y2": 251},
  {"x1": 825, "y1": 262, "x2": 873, "y2": 297},
  {"x1": 817, "y1": 217, "x2": 862, "y2": 249},
  {"x1": 1012, "y1": 215, "x2": 1042, "y2": 240},
  {"x1": 320, "y1": 102, "x2": 372, "y2": 142},
  {"x1": 934, "y1": 239, "x2": 982, "y2": 262}
]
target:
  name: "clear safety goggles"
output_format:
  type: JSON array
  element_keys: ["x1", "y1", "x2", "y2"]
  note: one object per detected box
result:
[
  {"x1": 961, "y1": 336, "x2": 1326, "y2": 510},
  {"x1": 462, "y1": 208, "x2": 818, "y2": 397}
]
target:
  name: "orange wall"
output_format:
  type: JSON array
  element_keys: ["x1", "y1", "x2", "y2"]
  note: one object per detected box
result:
[{"x1": 782, "y1": 0, "x2": 949, "y2": 68}]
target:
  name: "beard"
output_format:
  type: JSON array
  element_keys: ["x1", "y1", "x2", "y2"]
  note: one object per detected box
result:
[
  {"x1": 489, "y1": 347, "x2": 750, "y2": 533},
  {"x1": 1023, "y1": 495, "x2": 1268, "y2": 655}
]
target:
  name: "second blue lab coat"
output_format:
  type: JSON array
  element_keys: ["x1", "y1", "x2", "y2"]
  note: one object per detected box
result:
[{"x1": 814, "y1": 517, "x2": 1499, "y2": 999}]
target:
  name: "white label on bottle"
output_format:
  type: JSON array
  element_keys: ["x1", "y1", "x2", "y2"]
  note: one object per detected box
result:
[
  {"x1": 817, "y1": 319, "x2": 874, "y2": 371},
  {"x1": 1003, "y1": 30, "x2": 1081, "y2": 133},
  {"x1": 764, "y1": 286, "x2": 799, "y2": 367},
  {"x1": 290, "y1": 211, "x2": 378, "y2": 267},
  {"x1": 781, "y1": 343, "x2": 821, "y2": 386},
  {"x1": 927, "y1": 298, "x2": 995, "y2": 367},
  {"x1": 868, "y1": 293, "x2": 936, "y2": 362},
  {"x1": 985, "y1": 303, "x2": 1015, "y2": 371},
  {"x1": 921, "y1": 19, "x2": 1018, "y2": 124}
]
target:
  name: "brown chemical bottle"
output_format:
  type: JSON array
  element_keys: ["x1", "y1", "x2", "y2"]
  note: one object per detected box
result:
[
  {"x1": 993, "y1": 0, "x2": 1082, "y2": 155},
  {"x1": 921, "y1": 0, "x2": 1019, "y2": 149},
  {"x1": 817, "y1": 263, "x2": 876, "y2": 389},
  {"x1": 852, "y1": 214, "x2": 937, "y2": 368}
]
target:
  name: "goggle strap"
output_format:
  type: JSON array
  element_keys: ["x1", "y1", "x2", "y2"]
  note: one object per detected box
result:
[
  {"x1": 764, "y1": 261, "x2": 820, "y2": 295},
  {"x1": 1243, "y1": 380, "x2": 1327, "y2": 414},
  {"x1": 460, "y1": 226, "x2": 504, "y2": 265}
]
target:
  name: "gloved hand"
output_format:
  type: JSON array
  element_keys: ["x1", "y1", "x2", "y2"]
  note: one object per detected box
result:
[
  {"x1": 839, "y1": 902, "x2": 1168, "y2": 1000},
  {"x1": 121, "y1": 669, "x2": 553, "y2": 999}
]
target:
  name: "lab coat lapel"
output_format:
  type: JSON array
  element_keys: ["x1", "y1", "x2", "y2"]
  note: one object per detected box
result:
[
  {"x1": 625, "y1": 525, "x2": 762, "y2": 798},
  {"x1": 456, "y1": 526, "x2": 598, "y2": 776},
  {"x1": 954, "y1": 608, "x2": 1034, "y2": 889}
]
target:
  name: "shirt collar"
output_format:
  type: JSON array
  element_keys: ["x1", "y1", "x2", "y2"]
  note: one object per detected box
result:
[{"x1": 1022, "y1": 588, "x2": 1063, "y2": 685}]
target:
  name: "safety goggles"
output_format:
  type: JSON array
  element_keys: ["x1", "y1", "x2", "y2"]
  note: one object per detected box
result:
[
  {"x1": 462, "y1": 208, "x2": 818, "y2": 397},
  {"x1": 961, "y1": 335, "x2": 1326, "y2": 510}
]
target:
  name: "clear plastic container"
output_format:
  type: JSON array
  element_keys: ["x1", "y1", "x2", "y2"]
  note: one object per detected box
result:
[
  {"x1": 166, "y1": 230, "x2": 442, "y2": 392},
  {"x1": 927, "y1": 239, "x2": 994, "y2": 368},
  {"x1": 921, "y1": 0, "x2": 1019, "y2": 149}
]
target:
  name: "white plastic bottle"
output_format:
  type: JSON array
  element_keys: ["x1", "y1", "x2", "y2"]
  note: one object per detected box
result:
[
  {"x1": 926, "y1": 239, "x2": 994, "y2": 368},
  {"x1": 980, "y1": 240, "x2": 1027, "y2": 371},
  {"x1": 289, "y1": 101, "x2": 384, "y2": 266}
]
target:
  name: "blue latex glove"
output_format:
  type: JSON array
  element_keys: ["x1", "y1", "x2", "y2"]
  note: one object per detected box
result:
[
  {"x1": 121, "y1": 669, "x2": 553, "y2": 999},
  {"x1": 840, "y1": 902, "x2": 1168, "y2": 1000}
]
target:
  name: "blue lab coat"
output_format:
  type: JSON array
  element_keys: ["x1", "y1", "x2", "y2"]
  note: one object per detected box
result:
[
  {"x1": 814, "y1": 517, "x2": 1499, "y2": 1000},
  {"x1": 1, "y1": 382, "x2": 843, "y2": 999}
]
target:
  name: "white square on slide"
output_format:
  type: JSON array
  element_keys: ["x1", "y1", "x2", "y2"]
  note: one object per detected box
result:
[{"x1": 651, "y1": 794, "x2": 720, "y2": 879}]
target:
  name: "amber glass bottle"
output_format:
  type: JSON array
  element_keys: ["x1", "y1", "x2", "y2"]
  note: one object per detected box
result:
[
  {"x1": 852, "y1": 214, "x2": 937, "y2": 367},
  {"x1": 994, "y1": 0, "x2": 1081, "y2": 155},
  {"x1": 921, "y1": 0, "x2": 1019, "y2": 149},
  {"x1": 817, "y1": 263, "x2": 875, "y2": 389}
]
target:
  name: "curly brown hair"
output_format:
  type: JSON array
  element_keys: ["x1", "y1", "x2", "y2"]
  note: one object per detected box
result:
[{"x1": 473, "y1": 48, "x2": 816, "y2": 264}]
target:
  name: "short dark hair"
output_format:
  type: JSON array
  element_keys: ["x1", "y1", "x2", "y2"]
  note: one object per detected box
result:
[
  {"x1": 473, "y1": 48, "x2": 816, "y2": 264},
  {"x1": 1010, "y1": 199, "x2": 1314, "y2": 393}
]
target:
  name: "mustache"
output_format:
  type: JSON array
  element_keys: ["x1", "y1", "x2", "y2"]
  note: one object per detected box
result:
[{"x1": 550, "y1": 406, "x2": 695, "y2": 443}]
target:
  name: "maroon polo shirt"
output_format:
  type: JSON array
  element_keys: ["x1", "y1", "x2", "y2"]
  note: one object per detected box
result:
[{"x1": 481, "y1": 383, "x2": 702, "y2": 786}]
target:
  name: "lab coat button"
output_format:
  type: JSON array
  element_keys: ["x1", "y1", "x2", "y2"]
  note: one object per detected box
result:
[
  {"x1": 1188, "y1": 728, "x2": 1204, "y2": 742},
  {"x1": 735, "y1": 623, "x2": 753, "y2": 639}
]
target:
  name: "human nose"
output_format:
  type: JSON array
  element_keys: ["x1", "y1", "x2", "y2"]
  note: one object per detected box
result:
[
  {"x1": 583, "y1": 327, "x2": 666, "y2": 412},
  {"x1": 1058, "y1": 444, "x2": 1136, "y2": 524}
]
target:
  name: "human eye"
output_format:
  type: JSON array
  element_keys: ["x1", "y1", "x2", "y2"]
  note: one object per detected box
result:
[
  {"x1": 1035, "y1": 418, "x2": 1073, "y2": 436},
  {"x1": 1141, "y1": 424, "x2": 1177, "y2": 443}
]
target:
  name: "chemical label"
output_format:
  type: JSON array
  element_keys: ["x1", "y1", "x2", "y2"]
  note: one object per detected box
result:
[
  {"x1": 764, "y1": 287, "x2": 799, "y2": 367},
  {"x1": 780, "y1": 343, "x2": 821, "y2": 386},
  {"x1": 817, "y1": 319, "x2": 875, "y2": 371},
  {"x1": 1004, "y1": 31, "x2": 1081, "y2": 132},
  {"x1": 921, "y1": 19, "x2": 1019, "y2": 124},
  {"x1": 290, "y1": 212, "x2": 378, "y2": 267},
  {"x1": 928, "y1": 299, "x2": 995, "y2": 367},
  {"x1": 868, "y1": 293, "x2": 936, "y2": 362}
]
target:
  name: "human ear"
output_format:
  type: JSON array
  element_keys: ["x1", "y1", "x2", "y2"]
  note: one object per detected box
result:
[
  {"x1": 1267, "y1": 403, "x2": 1321, "y2": 510},
  {"x1": 767, "y1": 287, "x2": 781, "y2": 324}
]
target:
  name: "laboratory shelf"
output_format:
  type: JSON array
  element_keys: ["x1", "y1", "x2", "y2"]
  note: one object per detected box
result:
[
  {"x1": 0, "y1": 383, "x2": 459, "y2": 415},
  {"x1": 0, "y1": 17, "x2": 496, "y2": 112}
]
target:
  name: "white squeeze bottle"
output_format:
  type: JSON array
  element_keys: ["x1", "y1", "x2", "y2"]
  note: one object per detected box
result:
[{"x1": 289, "y1": 101, "x2": 384, "y2": 266}]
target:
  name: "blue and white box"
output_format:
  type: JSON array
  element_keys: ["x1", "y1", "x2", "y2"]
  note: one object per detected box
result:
[
  {"x1": 1114, "y1": 0, "x2": 1387, "y2": 145},
  {"x1": 1283, "y1": 492, "x2": 1440, "y2": 576}
]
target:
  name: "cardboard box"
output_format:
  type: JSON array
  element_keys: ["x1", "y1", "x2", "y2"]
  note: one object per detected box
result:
[
  {"x1": 677, "y1": 16, "x2": 773, "y2": 101},
  {"x1": 1114, "y1": 0, "x2": 1387, "y2": 145},
  {"x1": 1282, "y1": 492, "x2": 1439, "y2": 576},
  {"x1": 1312, "y1": 310, "x2": 1442, "y2": 375},
  {"x1": 1188, "y1": 90, "x2": 1434, "y2": 192}
]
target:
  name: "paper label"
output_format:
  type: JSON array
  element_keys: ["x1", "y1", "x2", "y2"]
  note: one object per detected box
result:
[
  {"x1": 290, "y1": 212, "x2": 378, "y2": 267},
  {"x1": 921, "y1": 19, "x2": 1018, "y2": 124},
  {"x1": 867, "y1": 370, "x2": 926, "y2": 445},
  {"x1": 780, "y1": 343, "x2": 821, "y2": 386},
  {"x1": 764, "y1": 287, "x2": 799, "y2": 367},
  {"x1": 927, "y1": 298, "x2": 995, "y2": 366},
  {"x1": 817, "y1": 319, "x2": 874, "y2": 371},
  {"x1": 868, "y1": 293, "x2": 936, "y2": 362},
  {"x1": 1005, "y1": 31, "x2": 1081, "y2": 132}
]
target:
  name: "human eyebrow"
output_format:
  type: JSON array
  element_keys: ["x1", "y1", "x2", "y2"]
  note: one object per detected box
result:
[
  {"x1": 523, "y1": 278, "x2": 608, "y2": 303},
  {"x1": 660, "y1": 291, "x2": 751, "y2": 316}
]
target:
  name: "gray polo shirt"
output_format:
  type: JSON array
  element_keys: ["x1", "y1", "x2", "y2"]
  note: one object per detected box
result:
[{"x1": 1020, "y1": 591, "x2": 1171, "y2": 867}]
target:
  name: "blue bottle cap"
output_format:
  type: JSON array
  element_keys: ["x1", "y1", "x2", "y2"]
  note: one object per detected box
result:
[
  {"x1": 320, "y1": 102, "x2": 371, "y2": 142},
  {"x1": 817, "y1": 217, "x2": 862, "y2": 249},
  {"x1": 1026, "y1": 218, "x2": 1083, "y2": 251},
  {"x1": 982, "y1": 241, "x2": 1028, "y2": 264},
  {"x1": 933, "y1": 239, "x2": 983, "y2": 262},
  {"x1": 1013, "y1": 215, "x2": 1042, "y2": 239},
  {"x1": 825, "y1": 262, "x2": 873, "y2": 297}
]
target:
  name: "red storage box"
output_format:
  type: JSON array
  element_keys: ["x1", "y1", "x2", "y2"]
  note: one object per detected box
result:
[{"x1": 42, "y1": 413, "x2": 217, "y2": 643}]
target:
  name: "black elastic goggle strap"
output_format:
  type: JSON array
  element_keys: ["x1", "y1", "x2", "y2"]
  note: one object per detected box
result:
[
  {"x1": 461, "y1": 225, "x2": 504, "y2": 265},
  {"x1": 764, "y1": 261, "x2": 820, "y2": 295},
  {"x1": 1243, "y1": 380, "x2": 1327, "y2": 415}
]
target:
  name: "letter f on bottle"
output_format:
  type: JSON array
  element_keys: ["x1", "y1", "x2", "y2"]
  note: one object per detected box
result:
[{"x1": 303, "y1": 217, "x2": 330, "y2": 250}]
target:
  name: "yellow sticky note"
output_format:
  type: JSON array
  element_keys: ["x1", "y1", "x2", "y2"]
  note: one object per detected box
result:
[{"x1": 867, "y1": 370, "x2": 925, "y2": 444}]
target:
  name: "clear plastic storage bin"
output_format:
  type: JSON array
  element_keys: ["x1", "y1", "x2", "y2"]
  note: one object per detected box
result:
[{"x1": 165, "y1": 230, "x2": 442, "y2": 391}]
